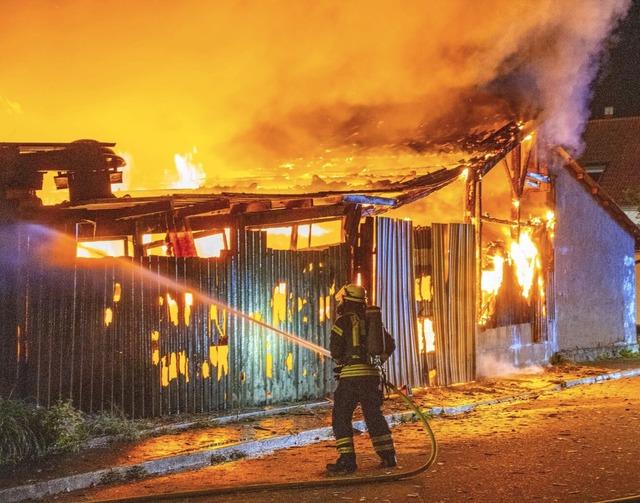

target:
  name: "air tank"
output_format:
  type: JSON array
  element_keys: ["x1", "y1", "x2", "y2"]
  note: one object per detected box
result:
[{"x1": 365, "y1": 305, "x2": 384, "y2": 355}]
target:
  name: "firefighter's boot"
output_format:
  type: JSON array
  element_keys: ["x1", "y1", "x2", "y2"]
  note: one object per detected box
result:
[
  {"x1": 326, "y1": 454, "x2": 357, "y2": 474},
  {"x1": 378, "y1": 451, "x2": 397, "y2": 468}
]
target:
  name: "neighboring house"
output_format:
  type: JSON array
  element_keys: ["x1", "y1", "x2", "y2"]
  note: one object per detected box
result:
[
  {"x1": 578, "y1": 116, "x2": 640, "y2": 225},
  {"x1": 578, "y1": 115, "x2": 640, "y2": 327},
  {"x1": 1, "y1": 120, "x2": 638, "y2": 418}
]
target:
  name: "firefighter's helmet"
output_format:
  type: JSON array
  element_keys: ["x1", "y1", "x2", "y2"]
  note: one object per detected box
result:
[{"x1": 335, "y1": 284, "x2": 367, "y2": 304}]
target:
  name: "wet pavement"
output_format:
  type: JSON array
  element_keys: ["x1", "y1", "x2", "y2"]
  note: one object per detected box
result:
[{"x1": 2, "y1": 359, "x2": 640, "y2": 503}]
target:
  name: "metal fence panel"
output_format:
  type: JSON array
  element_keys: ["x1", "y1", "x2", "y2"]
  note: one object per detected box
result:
[
  {"x1": 431, "y1": 223, "x2": 476, "y2": 386},
  {"x1": 1, "y1": 225, "x2": 348, "y2": 418},
  {"x1": 375, "y1": 217, "x2": 424, "y2": 388}
]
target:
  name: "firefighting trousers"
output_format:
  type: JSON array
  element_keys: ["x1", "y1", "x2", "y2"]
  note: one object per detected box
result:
[{"x1": 331, "y1": 375, "x2": 395, "y2": 458}]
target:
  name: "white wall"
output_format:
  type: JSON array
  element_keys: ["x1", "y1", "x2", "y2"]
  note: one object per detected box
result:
[{"x1": 552, "y1": 163, "x2": 637, "y2": 359}]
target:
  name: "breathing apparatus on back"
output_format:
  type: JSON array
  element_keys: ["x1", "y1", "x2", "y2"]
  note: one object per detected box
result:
[{"x1": 335, "y1": 284, "x2": 394, "y2": 364}]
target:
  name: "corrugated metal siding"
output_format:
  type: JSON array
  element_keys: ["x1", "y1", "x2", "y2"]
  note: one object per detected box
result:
[
  {"x1": 0, "y1": 227, "x2": 19, "y2": 396},
  {"x1": 2, "y1": 226, "x2": 348, "y2": 418},
  {"x1": 375, "y1": 217, "x2": 425, "y2": 388},
  {"x1": 431, "y1": 223, "x2": 476, "y2": 386},
  {"x1": 413, "y1": 226, "x2": 435, "y2": 384}
]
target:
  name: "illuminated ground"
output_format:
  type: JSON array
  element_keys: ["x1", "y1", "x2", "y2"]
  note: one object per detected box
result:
[{"x1": 4, "y1": 359, "x2": 640, "y2": 503}]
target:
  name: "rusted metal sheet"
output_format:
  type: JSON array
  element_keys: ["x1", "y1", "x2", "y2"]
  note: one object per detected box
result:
[{"x1": 1, "y1": 226, "x2": 348, "y2": 418}]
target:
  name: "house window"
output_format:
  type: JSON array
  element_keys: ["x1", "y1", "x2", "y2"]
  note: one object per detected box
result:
[
  {"x1": 264, "y1": 226, "x2": 294, "y2": 250},
  {"x1": 143, "y1": 233, "x2": 169, "y2": 256},
  {"x1": 584, "y1": 164, "x2": 606, "y2": 184}
]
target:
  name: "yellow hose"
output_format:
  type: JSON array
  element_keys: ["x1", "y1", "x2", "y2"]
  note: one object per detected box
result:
[{"x1": 96, "y1": 380, "x2": 438, "y2": 502}]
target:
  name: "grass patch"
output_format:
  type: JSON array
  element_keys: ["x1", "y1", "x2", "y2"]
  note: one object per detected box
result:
[
  {"x1": 210, "y1": 450, "x2": 248, "y2": 465},
  {"x1": 0, "y1": 398, "x2": 46, "y2": 466},
  {"x1": 549, "y1": 352, "x2": 573, "y2": 365},
  {"x1": 0, "y1": 398, "x2": 87, "y2": 466},
  {"x1": 0, "y1": 399, "x2": 148, "y2": 467},
  {"x1": 85, "y1": 407, "x2": 144, "y2": 442},
  {"x1": 617, "y1": 348, "x2": 640, "y2": 359}
]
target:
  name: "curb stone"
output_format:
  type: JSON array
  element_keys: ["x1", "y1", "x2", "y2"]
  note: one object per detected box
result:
[{"x1": 2, "y1": 368, "x2": 640, "y2": 503}]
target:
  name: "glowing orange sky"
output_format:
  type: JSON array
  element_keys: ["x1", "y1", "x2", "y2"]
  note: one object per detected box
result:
[{"x1": 0, "y1": 0, "x2": 630, "y2": 192}]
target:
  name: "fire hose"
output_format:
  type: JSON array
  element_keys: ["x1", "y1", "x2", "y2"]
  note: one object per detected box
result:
[{"x1": 94, "y1": 378, "x2": 438, "y2": 502}]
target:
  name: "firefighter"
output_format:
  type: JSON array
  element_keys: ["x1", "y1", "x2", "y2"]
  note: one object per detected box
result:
[{"x1": 326, "y1": 284, "x2": 397, "y2": 475}]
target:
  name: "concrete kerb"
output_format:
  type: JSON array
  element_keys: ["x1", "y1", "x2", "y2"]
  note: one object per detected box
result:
[
  {"x1": 88, "y1": 400, "x2": 333, "y2": 450},
  {"x1": 3, "y1": 368, "x2": 640, "y2": 503}
]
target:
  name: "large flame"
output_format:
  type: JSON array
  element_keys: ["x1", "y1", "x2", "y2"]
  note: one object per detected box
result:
[
  {"x1": 510, "y1": 230, "x2": 539, "y2": 299},
  {"x1": 172, "y1": 149, "x2": 207, "y2": 189},
  {"x1": 1, "y1": 1, "x2": 630, "y2": 194},
  {"x1": 480, "y1": 211, "x2": 554, "y2": 325},
  {"x1": 481, "y1": 255, "x2": 505, "y2": 297}
]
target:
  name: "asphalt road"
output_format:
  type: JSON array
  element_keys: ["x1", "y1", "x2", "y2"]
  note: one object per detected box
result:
[{"x1": 55, "y1": 374, "x2": 640, "y2": 503}]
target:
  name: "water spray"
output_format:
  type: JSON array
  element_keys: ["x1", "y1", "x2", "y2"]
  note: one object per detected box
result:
[{"x1": 61, "y1": 225, "x2": 331, "y2": 358}]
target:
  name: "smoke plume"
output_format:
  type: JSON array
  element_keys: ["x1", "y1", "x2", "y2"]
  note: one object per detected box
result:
[{"x1": 0, "y1": 0, "x2": 630, "y2": 188}]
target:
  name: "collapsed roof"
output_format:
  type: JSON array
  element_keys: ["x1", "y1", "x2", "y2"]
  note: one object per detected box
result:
[{"x1": 1, "y1": 118, "x2": 536, "y2": 240}]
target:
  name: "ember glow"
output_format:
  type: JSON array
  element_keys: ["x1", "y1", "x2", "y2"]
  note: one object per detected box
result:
[{"x1": 0, "y1": 1, "x2": 630, "y2": 196}]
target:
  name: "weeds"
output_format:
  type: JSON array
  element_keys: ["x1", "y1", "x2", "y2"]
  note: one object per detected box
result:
[
  {"x1": 617, "y1": 348, "x2": 640, "y2": 359},
  {"x1": 0, "y1": 398, "x2": 144, "y2": 467},
  {"x1": 40, "y1": 400, "x2": 88, "y2": 454},
  {"x1": 0, "y1": 398, "x2": 46, "y2": 466},
  {"x1": 549, "y1": 352, "x2": 572, "y2": 365},
  {"x1": 210, "y1": 450, "x2": 247, "y2": 465},
  {"x1": 99, "y1": 464, "x2": 151, "y2": 485},
  {"x1": 85, "y1": 408, "x2": 143, "y2": 442}
]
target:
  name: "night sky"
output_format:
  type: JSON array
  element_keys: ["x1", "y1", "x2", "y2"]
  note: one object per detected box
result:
[{"x1": 590, "y1": 0, "x2": 640, "y2": 118}]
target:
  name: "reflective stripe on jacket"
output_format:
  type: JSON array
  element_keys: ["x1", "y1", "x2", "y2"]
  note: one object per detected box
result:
[{"x1": 330, "y1": 312, "x2": 379, "y2": 378}]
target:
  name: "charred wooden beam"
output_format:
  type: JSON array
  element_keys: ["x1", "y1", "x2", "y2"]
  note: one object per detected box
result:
[
  {"x1": 354, "y1": 216, "x2": 374, "y2": 297},
  {"x1": 343, "y1": 204, "x2": 363, "y2": 249},
  {"x1": 188, "y1": 203, "x2": 349, "y2": 231},
  {"x1": 18, "y1": 199, "x2": 176, "y2": 223},
  {"x1": 480, "y1": 215, "x2": 537, "y2": 227},
  {"x1": 284, "y1": 198, "x2": 313, "y2": 209},
  {"x1": 230, "y1": 200, "x2": 272, "y2": 214},
  {"x1": 241, "y1": 204, "x2": 348, "y2": 227},
  {"x1": 172, "y1": 198, "x2": 230, "y2": 219},
  {"x1": 72, "y1": 216, "x2": 169, "y2": 239},
  {"x1": 341, "y1": 194, "x2": 396, "y2": 206}
]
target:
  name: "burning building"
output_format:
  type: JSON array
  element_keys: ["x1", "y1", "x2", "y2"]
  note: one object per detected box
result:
[
  {"x1": 0, "y1": 1, "x2": 637, "y2": 417},
  {"x1": 1, "y1": 112, "x2": 638, "y2": 418}
]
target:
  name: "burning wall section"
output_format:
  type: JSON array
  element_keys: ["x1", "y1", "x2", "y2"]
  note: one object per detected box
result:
[{"x1": 0, "y1": 226, "x2": 349, "y2": 418}]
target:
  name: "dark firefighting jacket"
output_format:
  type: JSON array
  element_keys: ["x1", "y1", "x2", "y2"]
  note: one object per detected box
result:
[{"x1": 329, "y1": 311, "x2": 380, "y2": 379}]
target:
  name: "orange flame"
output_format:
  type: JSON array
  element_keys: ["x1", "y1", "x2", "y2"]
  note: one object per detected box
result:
[
  {"x1": 418, "y1": 317, "x2": 436, "y2": 353},
  {"x1": 480, "y1": 211, "x2": 553, "y2": 325},
  {"x1": 173, "y1": 148, "x2": 206, "y2": 189},
  {"x1": 510, "y1": 230, "x2": 538, "y2": 299}
]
